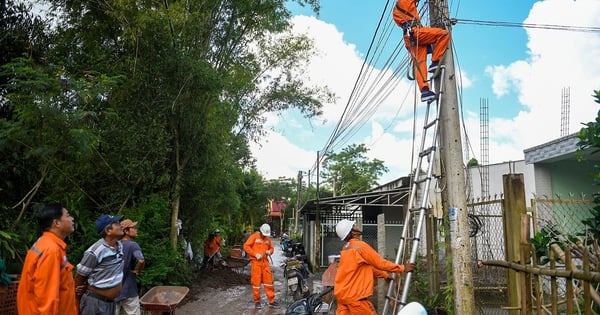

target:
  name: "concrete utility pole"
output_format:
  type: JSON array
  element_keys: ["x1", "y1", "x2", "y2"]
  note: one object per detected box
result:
[
  {"x1": 294, "y1": 170, "x2": 302, "y2": 235},
  {"x1": 430, "y1": 0, "x2": 476, "y2": 314}
]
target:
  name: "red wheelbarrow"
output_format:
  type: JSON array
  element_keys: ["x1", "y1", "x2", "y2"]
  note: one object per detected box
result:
[{"x1": 140, "y1": 286, "x2": 189, "y2": 315}]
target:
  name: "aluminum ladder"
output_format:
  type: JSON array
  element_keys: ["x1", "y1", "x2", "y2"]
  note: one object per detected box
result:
[{"x1": 383, "y1": 65, "x2": 446, "y2": 315}]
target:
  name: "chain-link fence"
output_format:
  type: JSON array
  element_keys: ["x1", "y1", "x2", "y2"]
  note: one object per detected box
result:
[
  {"x1": 532, "y1": 197, "x2": 595, "y2": 237},
  {"x1": 531, "y1": 197, "x2": 595, "y2": 303},
  {"x1": 468, "y1": 197, "x2": 508, "y2": 315}
]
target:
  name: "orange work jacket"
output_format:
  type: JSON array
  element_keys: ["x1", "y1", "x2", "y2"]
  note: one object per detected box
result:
[
  {"x1": 243, "y1": 232, "x2": 274, "y2": 264},
  {"x1": 334, "y1": 238, "x2": 405, "y2": 304},
  {"x1": 17, "y1": 231, "x2": 78, "y2": 315},
  {"x1": 392, "y1": 0, "x2": 421, "y2": 27},
  {"x1": 204, "y1": 237, "x2": 220, "y2": 257}
]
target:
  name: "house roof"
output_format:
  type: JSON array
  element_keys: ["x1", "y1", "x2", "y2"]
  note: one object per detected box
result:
[
  {"x1": 299, "y1": 186, "x2": 409, "y2": 215},
  {"x1": 524, "y1": 133, "x2": 598, "y2": 164}
]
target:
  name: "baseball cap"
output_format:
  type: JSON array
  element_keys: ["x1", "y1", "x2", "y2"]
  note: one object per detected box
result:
[
  {"x1": 121, "y1": 219, "x2": 138, "y2": 229},
  {"x1": 94, "y1": 214, "x2": 124, "y2": 234}
]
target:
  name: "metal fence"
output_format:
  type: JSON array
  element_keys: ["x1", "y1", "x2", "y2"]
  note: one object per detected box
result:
[
  {"x1": 468, "y1": 197, "x2": 508, "y2": 315},
  {"x1": 466, "y1": 195, "x2": 596, "y2": 314},
  {"x1": 532, "y1": 197, "x2": 595, "y2": 237},
  {"x1": 531, "y1": 197, "x2": 596, "y2": 303}
]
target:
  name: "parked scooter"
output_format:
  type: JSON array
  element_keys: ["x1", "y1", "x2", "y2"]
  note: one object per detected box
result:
[
  {"x1": 285, "y1": 239, "x2": 306, "y2": 258},
  {"x1": 285, "y1": 286, "x2": 333, "y2": 315},
  {"x1": 281, "y1": 234, "x2": 293, "y2": 253},
  {"x1": 282, "y1": 254, "x2": 311, "y2": 301}
]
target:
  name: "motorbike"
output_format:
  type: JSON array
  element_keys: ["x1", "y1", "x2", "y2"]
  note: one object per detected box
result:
[
  {"x1": 281, "y1": 235, "x2": 292, "y2": 253},
  {"x1": 285, "y1": 286, "x2": 334, "y2": 315},
  {"x1": 285, "y1": 239, "x2": 306, "y2": 258},
  {"x1": 282, "y1": 254, "x2": 311, "y2": 301}
]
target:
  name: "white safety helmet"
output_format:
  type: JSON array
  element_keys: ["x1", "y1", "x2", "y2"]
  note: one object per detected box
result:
[
  {"x1": 397, "y1": 302, "x2": 427, "y2": 315},
  {"x1": 335, "y1": 219, "x2": 355, "y2": 241},
  {"x1": 260, "y1": 223, "x2": 271, "y2": 236}
]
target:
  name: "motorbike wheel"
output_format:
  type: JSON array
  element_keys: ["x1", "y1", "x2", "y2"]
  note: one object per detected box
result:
[
  {"x1": 327, "y1": 297, "x2": 337, "y2": 315},
  {"x1": 292, "y1": 285, "x2": 303, "y2": 301}
]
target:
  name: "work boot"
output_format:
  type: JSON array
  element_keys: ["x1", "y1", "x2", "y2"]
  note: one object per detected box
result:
[
  {"x1": 420, "y1": 89, "x2": 436, "y2": 102},
  {"x1": 428, "y1": 61, "x2": 439, "y2": 73},
  {"x1": 269, "y1": 301, "x2": 280, "y2": 308},
  {"x1": 255, "y1": 302, "x2": 262, "y2": 309}
]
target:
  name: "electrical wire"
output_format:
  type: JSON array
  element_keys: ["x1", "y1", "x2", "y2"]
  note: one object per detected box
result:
[
  {"x1": 307, "y1": 0, "x2": 600, "y2": 180},
  {"x1": 456, "y1": 18, "x2": 600, "y2": 33}
]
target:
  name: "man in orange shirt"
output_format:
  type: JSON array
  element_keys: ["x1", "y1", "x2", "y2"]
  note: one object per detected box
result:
[
  {"x1": 202, "y1": 233, "x2": 220, "y2": 267},
  {"x1": 393, "y1": 0, "x2": 450, "y2": 102},
  {"x1": 333, "y1": 219, "x2": 415, "y2": 315},
  {"x1": 213, "y1": 229, "x2": 223, "y2": 258},
  {"x1": 17, "y1": 203, "x2": 78, "y2": 315},
  {"x1": 243, "y1": 223, "x2": 280, "y2": 309}
]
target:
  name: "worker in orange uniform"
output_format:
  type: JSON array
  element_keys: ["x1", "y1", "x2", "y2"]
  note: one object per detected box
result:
[
  {"x1": 393, "y1": 0, "x2": 450, "y2": 102},
  {"x1": 202, "y1": 233, "x2": 220, "y2": 267},
  {"x1": 213, "y1": 229, "x2": 223, "y2": 258},
  {"x1": 243, "y1": 223, "x2": 280, "y2": 309},
  {"x1": 333, "y1": 219, "x2": 415, "y2": 315},
  {"x1": 17, "y1": 203, "x2": 78, "y2": 315}
]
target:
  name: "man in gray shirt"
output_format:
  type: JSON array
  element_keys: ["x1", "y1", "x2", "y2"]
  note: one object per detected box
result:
[
  {"x1": 115, "y1": 219, "x2": 145, "y2": 315},
  {"x1": 76, "y1": 214, "x2": 124, "y2": 315}
]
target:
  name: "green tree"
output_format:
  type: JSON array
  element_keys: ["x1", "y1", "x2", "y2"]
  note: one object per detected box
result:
[
  {"x1": 321, "y1": 144, "x2": 389, "y2": 196},
  {"x1": 577, "y1": 90, "x2": 600, "y2": 240},
  {"x1": 0, "y1": 0, "x2": 332, "y2": 280}
]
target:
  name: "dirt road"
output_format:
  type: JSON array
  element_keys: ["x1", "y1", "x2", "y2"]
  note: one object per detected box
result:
[{"x1": 169, "y1": 238, "x2": 330, "y2": 315}]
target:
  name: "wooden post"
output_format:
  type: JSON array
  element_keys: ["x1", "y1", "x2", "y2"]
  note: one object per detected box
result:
[
  {"x1": 503, "y1": 173, "x2": 527, "y2": 315},
  {"x1": 565, "y1": 249, "x2": 573, "y2": 314},
  {"x1": 550, "y1": 251, "x2": 557, "y2": 315},
  {"x1": 520, "y1": 214, "x2": 532, "y2": 315}
]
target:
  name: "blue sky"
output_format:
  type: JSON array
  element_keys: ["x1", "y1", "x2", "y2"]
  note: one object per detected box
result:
[{"x1": 251, "y1": 0, "x2": 600, "y2": 184}]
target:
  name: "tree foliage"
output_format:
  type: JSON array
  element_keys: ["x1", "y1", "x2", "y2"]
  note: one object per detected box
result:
[
  {"x1": 321, "y1": 144, "x2": 389, "y2": 196},
  {"x1": 0, "y1": 0, "x2": 330, "y2": 285},
  {"x1": 577, "y1": 90, "x2": 600, "y2": 240}
]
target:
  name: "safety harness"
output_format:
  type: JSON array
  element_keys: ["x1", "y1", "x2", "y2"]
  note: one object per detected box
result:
[{"x1": 395, "y1": 4, "x2": 422, "y2": 34}]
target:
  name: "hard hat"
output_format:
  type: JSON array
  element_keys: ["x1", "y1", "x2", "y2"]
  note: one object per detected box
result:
[
  {"x1": 335, "y1": 219, "x2": 355, "y2": 241},
  {"x1": 260, "y1": 223, "x2": 271, "y2": 236},
  {"x1": 214, "y1": 229, "x2": 220, "y2": 233},
  {"x1": 397, "y1": 302, "x2": 427, "y2": 315}
]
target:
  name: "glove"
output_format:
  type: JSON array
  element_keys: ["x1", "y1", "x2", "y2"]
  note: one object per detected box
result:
[
  {"x1": 403, "y1": 262, "x2": 416, "y2": 273},
  {"x1": 255, "y1": 253, "x2": 263, "y2": 260}
]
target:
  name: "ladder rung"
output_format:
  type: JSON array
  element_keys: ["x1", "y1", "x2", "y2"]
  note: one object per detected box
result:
[
  {"x1": 409, "y1": 206, "x2": 427, "y2": 212},
  {"x1": 413, "y1": 176, "x2": 431, "y2": 185},
  {"x1": 424, "y1": 118, "x2": 438, "y2": 129},
  {"x1": 419, "y1": 146, "x2": 436, "y2": 157}
]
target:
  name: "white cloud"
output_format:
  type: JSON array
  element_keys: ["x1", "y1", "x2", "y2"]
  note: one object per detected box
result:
[
  {"x1": 485, "y1": 0, "x2": 600, "y2": 157},
  {"x1": 252, "y1": 0, "x2": 600, "y2": 186}
]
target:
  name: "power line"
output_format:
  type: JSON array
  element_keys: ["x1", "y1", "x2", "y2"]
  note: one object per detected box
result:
[{"x1": 455, "y1": 18, "x2": 600, "y2": 33}]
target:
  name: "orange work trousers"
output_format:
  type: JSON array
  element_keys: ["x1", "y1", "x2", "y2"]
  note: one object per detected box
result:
[
  {"x1": 403, "y1": 26, "x2": 450, "y2": 92},
  {"x1": 336, "y1": 299, "x2": 376, "y2": 315},
  {"x1": 250, "y1": 261, "x2": 275, "y2": 303}
]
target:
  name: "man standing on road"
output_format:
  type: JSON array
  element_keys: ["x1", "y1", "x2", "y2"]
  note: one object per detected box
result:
[
  {"x1": 333, "y1": 219, "x2": 415, "y2": 315},
  {"x1": 115, "y1": 219, "x2": 145, "y2": 315},
  {"x1": 213, "y1": 229, "x2": 223, "y2": 259},
  {"x1": 75, "y1": 214, "x2": 124, "y2": 315},
  {"x1": 17, "y1": 203, "x2": 78, "y2": 314},
  {"x1": 243, "y1": 223, "x2": 280, "y2": 309}
]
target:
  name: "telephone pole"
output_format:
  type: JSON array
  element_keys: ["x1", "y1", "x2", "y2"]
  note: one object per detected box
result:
[{"x1": 430, "y1": 0, "x2": 475, "y2": 314}]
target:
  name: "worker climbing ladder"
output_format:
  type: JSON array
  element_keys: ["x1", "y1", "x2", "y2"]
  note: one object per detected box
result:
[{"x1": 382, "y1": 65, "x2": 446, "y2": 315}]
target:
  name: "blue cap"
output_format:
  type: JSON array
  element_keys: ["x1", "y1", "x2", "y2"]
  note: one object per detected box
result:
[{"x1": 94, "y1": 214, "x2": 124, "y2": 234}]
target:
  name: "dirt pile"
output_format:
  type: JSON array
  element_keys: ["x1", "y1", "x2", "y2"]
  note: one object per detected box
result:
[{"x1": 181, "y1": 268, "x2": 250, "y2": 305}]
